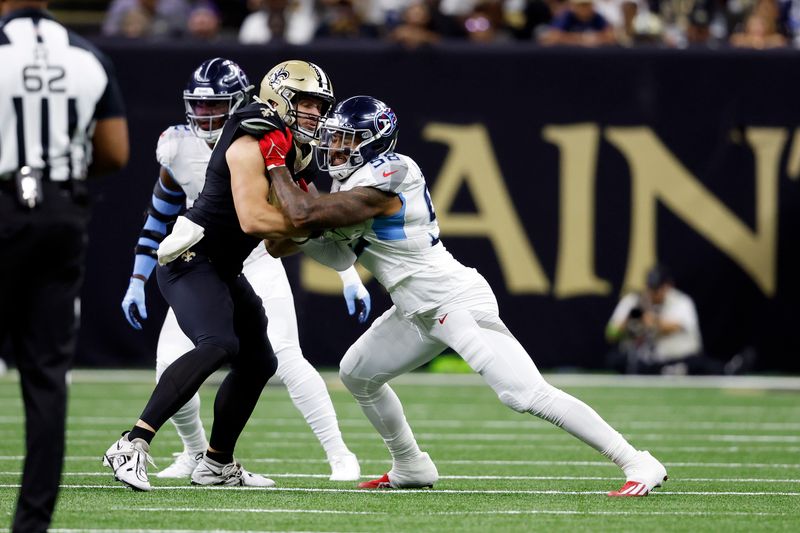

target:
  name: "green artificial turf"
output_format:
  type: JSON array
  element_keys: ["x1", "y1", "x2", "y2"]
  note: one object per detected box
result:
[{"x1": 0, "y1": 370, "x2": 798, "y2": 532}]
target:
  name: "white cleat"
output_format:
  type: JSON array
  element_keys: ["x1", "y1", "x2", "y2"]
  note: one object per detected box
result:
[
  {"x1": 608, "y1": 450, "x2": 668, "y2": 497},
  {"x1": 329, "y1": 453, "x2": 361, "y2": 481},
  {"x1": 191, "y1": 456, "x2": 275, "y2": 487},
  {"x1": 359, "y1": 452, "x2": 438, "y2": 489},
  {"x1": 156, "y1": 450, "x2": 204, "y2": 479},
  {"x1": 102, "y1": 433, "x2": 155, "y2": 492}
]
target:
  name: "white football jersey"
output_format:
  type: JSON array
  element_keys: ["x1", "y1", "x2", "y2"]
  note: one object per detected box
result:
[
  {"x1": 155, "y1": 124, "x2": 268, "y2": 265},
  {"x1": 327, "y1": 153, "x2": 480, "y2": 316},
  {"x1": 156, "y1": 125, "x2": 212, "y2": 208}
]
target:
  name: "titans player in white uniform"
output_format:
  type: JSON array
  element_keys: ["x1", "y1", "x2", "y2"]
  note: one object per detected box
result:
[
  {"x1": 268, "y1": 96, "x2": 668, "y2": 497},
  {"x1": 120, "y1": 59, "x2": 364, "y2": 482}
]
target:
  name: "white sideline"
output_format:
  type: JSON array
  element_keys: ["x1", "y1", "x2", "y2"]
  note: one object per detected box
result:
[
  {"x1": 0, "y1": 484, "x2": 798, "y2": 496},
  {"x1": 2, "y1": 369, "x2": 798, "y2": 390},
  {"x1": 1, "y1": 471, "x2": 799, "y2": 483},
  {"x1": 3, "y1": 416, "x2": 799, "y2": 432},
  {"x1": 51, "y1": 530, "x2": 327, "y2": 533},
  {"x1": 1, "y1": 457, "x2": 799, "y2": 469},
  {"x1": 125, "y1": 507, "x2": 788, "y2": 517}
]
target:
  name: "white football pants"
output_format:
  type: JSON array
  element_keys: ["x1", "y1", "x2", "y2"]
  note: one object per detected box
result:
[
  {"x1": 156, "y1": 252, "x2": 352, "y2": 460},
  {"x1": 339, "y1": 275, "x2": 639, "y2": 469}
]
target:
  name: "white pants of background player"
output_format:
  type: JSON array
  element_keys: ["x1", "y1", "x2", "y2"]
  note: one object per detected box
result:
[
  {"x1": 156, "y1": 252, "x2": 355, "y2": 468},
  {"x1": 340, "y1": 273, "x2": 642, "y2": 476}
]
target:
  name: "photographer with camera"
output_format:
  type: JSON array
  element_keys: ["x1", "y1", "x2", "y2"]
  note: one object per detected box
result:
[{"x1": 605, "y1": 265, "x2": 714, "y2": 375}]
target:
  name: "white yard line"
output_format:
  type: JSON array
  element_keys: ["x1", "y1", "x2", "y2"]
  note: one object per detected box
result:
[
  {"x1": 1, "y1": 484, "x2": 798, "y2": 496},
  {"x1": 3, "y1": 416, "x2": 800, "y2": 433},
  {"x1": 119, "y1": 507, "x2": 788, "y2": 517},
  {"x1": 2, "y1": 472, "x2": 799, "y2": 483},
  {"x1": 1, "y1": 457, "x2": 799, "y2": 469},
  {"x1": 3, "y1": 370, "x2": 800, "y2": 390},
  {"x1": 7, "y1": 429, "x2": 800, "y2": 444},
  {"x1": 51, "y1": 530, "x2": 331, "y2": 533}
]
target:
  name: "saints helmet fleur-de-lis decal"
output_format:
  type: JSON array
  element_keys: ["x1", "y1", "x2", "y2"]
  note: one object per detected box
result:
[{"x1": 269, "y1": 67, "x2": 290, "y2": 89}]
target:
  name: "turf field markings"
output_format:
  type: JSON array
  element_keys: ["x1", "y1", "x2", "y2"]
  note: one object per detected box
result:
[
  {"x1": 4, "y1": 416, "x2": 800, "y2": 433},
  {"x1": 3, "y1": 472, "x2": 799, "y2": 483},
  {"x1": 2, "y1": 484, "x2": 798, "y2": 496},
  {"x1": 3, "y1": 457, "x2": 800, "y2": 469},
  {"x1": 119, "y1": 507, "x2": 788, "y2": 517},
  {"x1": 14, "y1": 430, "x2": 800, "y2": 444},
  {"x1": 51, "y1": 529, "x2": 335, "y2": 533}
]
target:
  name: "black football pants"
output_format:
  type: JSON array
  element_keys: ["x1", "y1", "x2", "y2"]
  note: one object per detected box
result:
[
  {"x1": 144, "y1": 252, "x2": 277, "y2": 453},
  {"x1": 0, "y1": 190, "x2": 87, "y2": 533}
]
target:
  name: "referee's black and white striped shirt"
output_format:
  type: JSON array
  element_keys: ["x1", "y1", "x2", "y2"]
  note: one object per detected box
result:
[{"x1": 0, "y1": 8, "x2": 125, "y2": 182}]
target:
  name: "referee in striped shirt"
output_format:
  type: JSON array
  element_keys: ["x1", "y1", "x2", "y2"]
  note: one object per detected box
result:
[{"x1": 0, "y1": 2, "x2": 128, "y2": 531}]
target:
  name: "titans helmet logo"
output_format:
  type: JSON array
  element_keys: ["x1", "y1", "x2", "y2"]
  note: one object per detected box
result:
[
  {"x1": 374, "y1": 109, "x2": 397, "y2": 137},
  {"x1": 269, "y1": 67, "x2": 290, "y2": 89}
]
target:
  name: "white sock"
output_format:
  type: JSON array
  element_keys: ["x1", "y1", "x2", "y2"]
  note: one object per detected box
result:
[
  {"x1": 527, "y1": 384, "x2": 639, "y2": 468},
  {"x1": 442, "y1": 317, "x2": 639, "y2": 471},
  {"x1": 277, "y1": 350, "x2": 351, "y2": 460},
  {"x1": 349, "y1": 381, "x2": 422, "y2": 463},
  {"x1": 168, "y1": 392, "x2": 208, "y2": 455}
]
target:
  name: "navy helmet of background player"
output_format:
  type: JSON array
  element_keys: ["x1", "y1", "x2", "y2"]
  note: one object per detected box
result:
[
  {"x1": 121, "y1": 58, "x2": 252, "y2": 329},
  {"x1": 316, "y1": 95, "x2": 399, "y2": 180},
  {"x1": 184, "y1": 58, "x2": 252, "y2": 143}
]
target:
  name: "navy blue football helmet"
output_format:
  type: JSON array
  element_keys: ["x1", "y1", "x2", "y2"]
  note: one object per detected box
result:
[
  {"x1": 316, "y1": 95, "x2": 399, "y2": 180},
  {"x1": 183, "y1": 58, "x2": 253, "y2": 142}
]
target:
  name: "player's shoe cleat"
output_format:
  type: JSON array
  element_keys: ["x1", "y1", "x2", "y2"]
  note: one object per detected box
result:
[
  {"x1": 191, "y1": 456, "x2": 275, "y2": 487},
  {"x1": 358, "y1": 473, "x2": 392, "y2": 489},
  {"x1": 358, "y1": 452, "x2": 438, "y2": 489},
  {"x1": 329, "y1": 453, "x2": 361, "y2": 481},
  {"x1": 156, "y1": 450, "x2": 204, "y2": 479},
  {"x1": 608, "y1": 450, "x2": 668, "y2": 497},
  {"x1": 102, "y1": 432, "x2": 155, "y2": 492}
]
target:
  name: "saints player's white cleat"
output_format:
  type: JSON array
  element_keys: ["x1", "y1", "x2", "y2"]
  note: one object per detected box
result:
[
  {"x1": 102, "y1": 432, "x2": 155, "y2": 491},
  {"x1": 328, "y1": 453, "x2": 361, "y2": 481},
  {"x1": 608, "y1": 450, "x2": 668, "y2": 497},
  {"x1": 156, "y1": 450, "x2": 204, "y2": 479},
  {"x1": 191, "y1": 456, "x2": 275, "y2": 487},
  {"x1": 358, "y1": 452, "x2": 438, "y2": 489}
]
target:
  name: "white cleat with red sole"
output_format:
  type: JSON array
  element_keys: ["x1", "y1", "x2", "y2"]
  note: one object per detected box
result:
[
  {"x1": 358, "y1": 452, "x2": 438, "y2": 489},
  {"x1": 608, "y1": 451, "x2": 668, "y2": 497}
]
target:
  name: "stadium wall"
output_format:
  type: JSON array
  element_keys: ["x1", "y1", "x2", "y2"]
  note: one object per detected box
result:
[{"x1": 74, "y1": 41, "x2": 800, "y2": 372}]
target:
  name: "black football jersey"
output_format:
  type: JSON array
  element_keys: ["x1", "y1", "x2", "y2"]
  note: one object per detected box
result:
[{"x1": 185, "y1": 101, "x2": 304, "y2": 276}]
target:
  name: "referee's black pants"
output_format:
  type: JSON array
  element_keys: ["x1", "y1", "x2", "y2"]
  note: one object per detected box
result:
[{"x1": 0, "y1": 187, "x2": 87, "y2": 533}]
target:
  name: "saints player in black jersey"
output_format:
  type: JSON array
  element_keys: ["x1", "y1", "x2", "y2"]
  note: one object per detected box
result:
[{"x1": 103, "y1": 60, "x2": 335, "y2": 491}]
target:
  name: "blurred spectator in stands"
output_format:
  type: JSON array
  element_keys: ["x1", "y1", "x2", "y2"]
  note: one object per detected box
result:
[
  {"x1": 388, "y1": 1, "x2": 442, "y2": 48},
  {"x1": 539, "y1": 0, "x2": 616, "y2": 45},
  {"x1": 315, "y1": 0, "x2": 380, "y2": 39},
  {"x1": 119, "y1": 6, "x2": 152, "y2": 37},
  {"x1": 239, "y1": 0, "x2": 317, "y2": 44},
  {"x1": 505, "y1": 0, "x2": 559, "y2": 40},
  {"x1": 462, "y1": 1, "x2": 511, "y2": 42},
  {"x1": 103, "y1": 0, "x2": 191, "y2": 38},
  {"x1": 615, "y1": 0, "x2": 663, "y2": 44},
  {"x1": 605, "y1": 265, "x2": 753, "y2": 375},
  {"x1": 730, "y1": 10, "x2": 788, "y2": 46},
  {"x1": 361, "y1": 0, "x2": 416, "y2": 28},
  {"x1": 779, "y1": 0, "x2": 800, "y2": 45},
  {"x1": 187, "y1": 1, "x2": 222, "y2": 40},
  {"x1": 659, "y1": 0, "x2": 728, "y2": 47}
]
